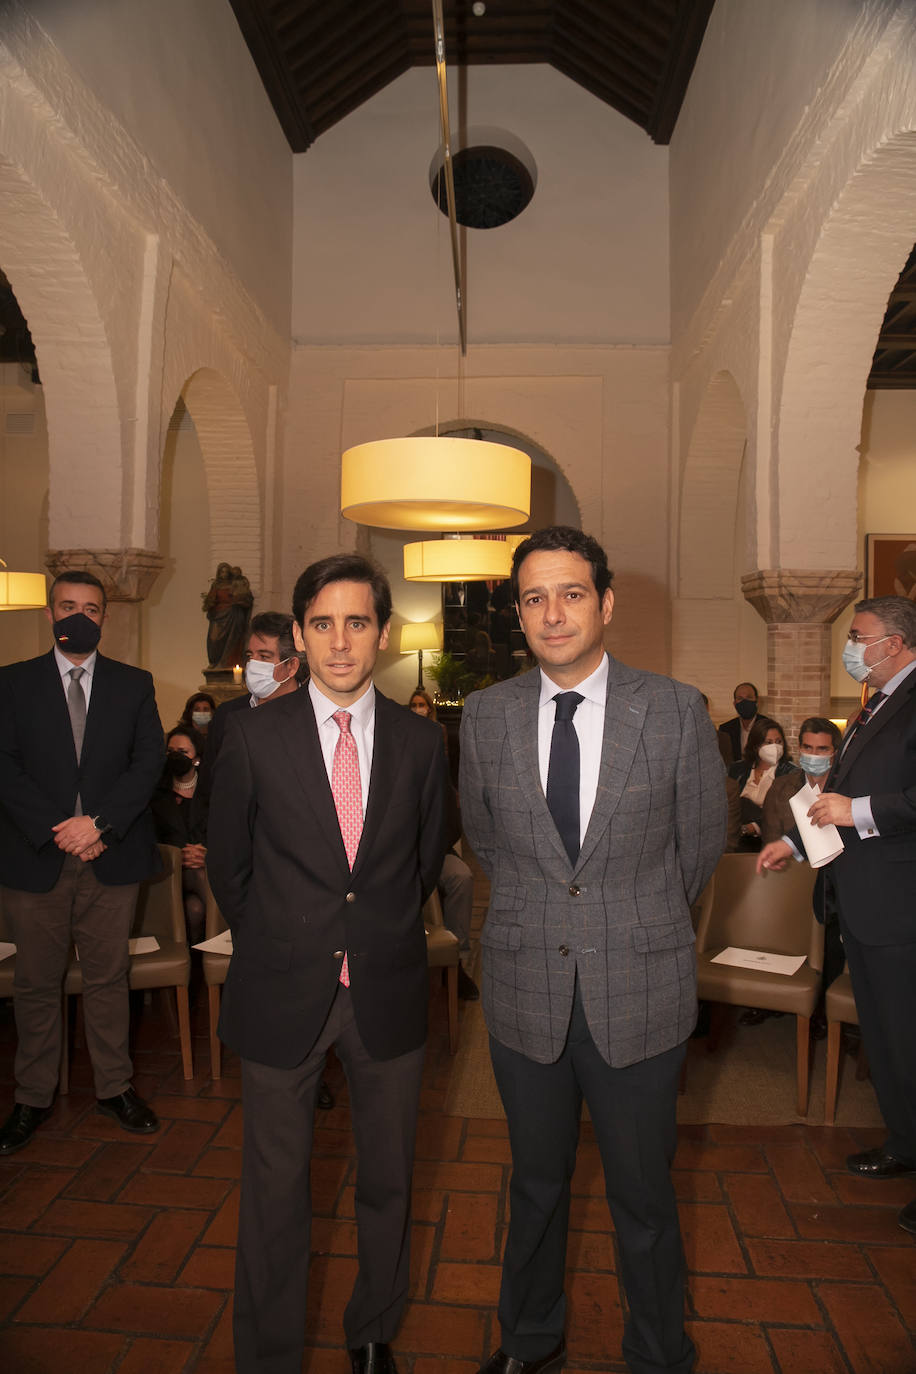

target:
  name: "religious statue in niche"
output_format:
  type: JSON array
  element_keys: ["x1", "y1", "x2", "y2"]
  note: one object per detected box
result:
[{"x1": 202, "y1": 562, "x2": 252, "y2": 670}]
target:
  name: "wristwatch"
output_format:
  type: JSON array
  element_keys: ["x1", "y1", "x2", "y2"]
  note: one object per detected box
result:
[{"x1": 90, "y1": 814, "x2": 113, "y2": 839}]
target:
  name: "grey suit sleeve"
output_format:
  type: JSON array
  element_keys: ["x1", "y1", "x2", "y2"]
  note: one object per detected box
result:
[
  {"x1": 458, "y1": 691, "x2": 495, "y2": 878},
  {"x1": 676, "y1": 690, "x2": 727, "y2": 903}
]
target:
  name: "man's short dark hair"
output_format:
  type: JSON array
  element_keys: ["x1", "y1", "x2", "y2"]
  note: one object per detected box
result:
[
  {"x1": 292, "y1": 554, "x2": 392, "y2": 631},
  {"x1": 734, "y1": 681, "x2": 759, "y2": 699},
  {"x1": 854, "y1": 595, "x2": 916, "y2": 650},
  {"x1": 510, "y1": 526, "x2": 613, "y2": 603},
  {"x1": 798, "y1": 716, "x2": 841, "y2": 750},
  {"x1": 250, "y1": 611, "x2": 298, "y2": 662},
  {"x1": 48, "y1": 570, "x2": 107, "y2": 612}
]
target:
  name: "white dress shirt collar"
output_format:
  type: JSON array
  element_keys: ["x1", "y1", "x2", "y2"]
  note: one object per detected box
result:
[
  {"x1": 537, "y1": 652, "x2": 608, "y2": 709},
  {"x1": 54, "y1": 645, "x2": 97, "y2": 682}
]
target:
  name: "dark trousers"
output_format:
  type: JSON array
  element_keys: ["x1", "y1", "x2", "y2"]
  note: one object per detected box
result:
[
  {"x1": 490, "y1": 987, "x2": 694, "y2": 1374},
  {"x1": 841, "y1": 925, "x2": 916, "y2": 1164},
  {"x1": 3, "y1": 856, "x2": 138, "y2": 1104},
  {"x1": 234, "y1": 984, "x2": 426, "y2": 1374}
]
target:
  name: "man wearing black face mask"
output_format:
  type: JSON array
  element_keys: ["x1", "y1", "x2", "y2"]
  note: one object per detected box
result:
[
  {"x1": 0, "y1": 571, "x2": 164, "y2": 1155},
  {"x1": 717, "y1": 681, "x2": 759, "y2": 766}
]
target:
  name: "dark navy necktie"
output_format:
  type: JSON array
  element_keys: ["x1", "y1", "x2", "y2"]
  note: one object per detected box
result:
[
  {"x1": 840, "y1": 689, "x2": 886, "y2": 758},
  {"x1": 547, "y1": 691, "x2": 584, "y2": 865}
]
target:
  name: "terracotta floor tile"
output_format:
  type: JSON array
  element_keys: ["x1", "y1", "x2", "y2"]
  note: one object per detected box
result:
[
  {"x1": 411, "y1": 1189, "x2": 448, "y2": 1224},
  {"x1": 722, "y1": 1172, "x2": 795, "y2": 1238},
  {"x1": 805, "y1": 1124, "x2": 870, "y2": 1172},
  {"x1": 142, "y1": 1119, "x2": 217, "y2": 1173},
  {"x1": 0, "y1": 1232, "x2": 67, "y2": 1277},
  {"x1": 790, "y1": 1202, "x2": 904, "y2": 1244},
  {"x1": 311, "y1": 1217, "x2": 358, "y2": 1256},
  {"x1": 678, "y1": 1203, "x2": 746, "y2": 1274},
  {"x1": 688, "y1": 1274, "x2": 821, "y2": 1324},
  {"x1": 63, "y1": 1140, "x2": 152, "y2": 1201},
  {"x1": 460, "y1": 1134, "x2": 514, "y2": 1165},
  {"x1": 396, "y1": 1301, "x2": 486, "y2": 1356},
  {"x1": 120, "y1": 1209, "x2": 210, "y2": 1283},
  {"x1": 202, "y1": 1186, "x2": 240, "y2": 1246},
  {"x1": 114, "y1": 1337, "x2": 198, "y2": 1374},
  {"x1": 0, "y1": 1167, "x2": 76, "y2": 1228},
  {"x1": 14, "y1": 1236, "x2": 126, "y2": 1324},
  {"x1": 745, "y1": 1237, "x2": 871, "y2": 1280},
  {"x1": 565, "y1": 1271, "x2": 623, "y2": 1365},
  {"x1": 311, "y1": 1156, "x2": 351, "y2": 1212},
  {"x1": 209, "y1": 1102, "x2": 245, "y2": 1149},
  {"x1": 0, "y1": 1134, "x2": 97, "y2": 1170},
  {"x1": 566, "y1": 1228, "x2": 615, "y2": 1273},
  {"x1": 31, "y1": 1198, "x2": 154, "y2": 1240},
  {"x1": 767, "y1": 1327, "x2": 849, "y2": 1373},
  {"x1": 830, "y1": 1171, "x2": 915, "y2": 1208},
  {"x1": 570, "y1": 1142, "x2": 607, "y2": 1197},
  {"x1": 117, "y1": 1171, "x2": 231, "y2": 1210},
  {"x1": 0, "y1": 1273, "x2": 32, "y2": 1320},
  {"x1": 409, "y1": 1221, "x2": 436, "y2": 1297},
  {"x1": 147, "y1": 1096, "x2": 233, "y2": 1125},
  {"x1": 0, "y1": 1326, "x2": 126, "y2": 1373},
  {"x1": 191, "y1": 1147, "x2": 243, "y2": 1179},
  {"x1": 313, "y1": 1126, "x2": 358, "y2": 1158},
  {"x1": 865, "y1": 1245, "x2": 916, "y2": 1328},
  {"x1": 672, "y1": 1168, "x2": 722, "y2": 1202},
  {"x1": 414, "y1": 1114, "x2": 465, "y2": 1160},
  {"x1": 465, "y1": 1119, "x2": 509, "y2": 1138},
  {"x1": 707, "y1": 1122, "x2": 806, "y2": 1144},
  {"x1": 412, "y1": 1361, "x2": 479, "y2": 1374},
  {"x1": 412, "y1": 1160, "x2": 503, "y2": 1192},
  {"x1": 568, "y1": 1194, "x2": 613, "y2": 1233},
  {"x1": 84, "y1": 1280, "x2": 222, "y2": 1338},
  {"x1": 305, "y1": 1255, "x2": 359, "y2": 1340},
  {"x1": 193, "y1": 1295, "x2": 234, "y2": 1370},
  {"x1": 764, "y1": 1139, "x2": 837, "y2": 1205},
  {"x1": 179, "y1": 1243, "x2": 236, "y2": 1290},
  {"x1": 442, "y1": 1193, "x2": 500, "y2": 1262},
  {"x1": 673, "y1": 1139, "x2": 767, "y2": 1172},
  {"x1": 431, "y1": 1260, "x2": 501, "y2": 1306},
  {"x1": 819, "y1": 1280, "x2": 916, "y2": 1373},
  {"x1": 685, "y1": 1318, "x2": 773, "y2": 1374}
]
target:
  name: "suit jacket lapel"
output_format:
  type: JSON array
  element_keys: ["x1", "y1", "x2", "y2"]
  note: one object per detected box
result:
[
  {"x1": 506, "y1": 670, "x2": 571, "y2": 865},
  {"x1": 357, "y1": 692, "x2": 405, "y2": 875},
  {"x1": 832, "y1": 673, "x2": 916, "y2": 786},
  {"x1": 81, "y1": 653, "x2": 111, "y2": 763},
  {"x1": 576, "y1": 655, "x2": 646, "y2": 871}
]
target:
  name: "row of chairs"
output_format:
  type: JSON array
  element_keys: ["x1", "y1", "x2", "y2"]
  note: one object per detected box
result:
[
  {"x1": 0, "y1": 844, "x2": 460, "y2": 1088},
  {"x1": 694, "y1": 852, "x2": 861, "y2": 1121}
]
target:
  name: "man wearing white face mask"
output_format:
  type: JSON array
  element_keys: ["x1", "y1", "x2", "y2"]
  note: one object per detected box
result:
[
  {"x1": 760, "y1": 717, "x2": 842, "y2": 845},
  {"x1": 759, "y1": 596, "x2": 916, "y2": 1239},
  {"x1": 203, "y1": 612, "x2": 303, "y2": 778}
]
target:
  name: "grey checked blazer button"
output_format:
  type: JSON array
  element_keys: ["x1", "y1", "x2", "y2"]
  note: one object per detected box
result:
[
  {"x1": 558, "y1": 945, "x2": 570, "y2": 957},
  {"x1": 345, "y1": 892, "x2": 356, "y2": 903}
]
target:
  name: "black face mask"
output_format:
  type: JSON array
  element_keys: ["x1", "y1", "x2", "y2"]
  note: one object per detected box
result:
[
  {"x1": 735, "y1": 699, "x2": 757, "y2": 721},
  {"x1": 164, "y1": 751, "x2": 196, "y2": 780},
  {"x1": 52, "y1": 612, "x2": 102, "y2": 655}
]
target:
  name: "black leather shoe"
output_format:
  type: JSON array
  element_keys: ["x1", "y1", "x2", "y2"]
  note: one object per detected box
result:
[
  {"x1": 97, "y1": 1088, "x2": 159, "y2": 1134},
  {"x1": 317, "y1": 1080, "x2": 335, "y2": 1111},
  {"x1": 898, "y1": 1199, "x2": 916, "y2": 1237},
  {"x1": 477, "y1": 1340, "x2": 566, "y2": 1374},
  {"x1": 349, "y1": 1341, "x2": 398, "y2": 1374},
  {"x1": 0, "y1": 1103, "x2": 51, "y2": 1156},
  {"x1": 457, "y1": 965, "x2": 480, "y2": 1001},
  {"x1": 847, "y1": 1147, "x2": 916, "y2": 1179}
]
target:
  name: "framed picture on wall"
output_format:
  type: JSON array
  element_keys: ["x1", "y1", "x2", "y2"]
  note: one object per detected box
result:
[{"x1": 865, "y1": 533, "x2": 916, "y2": 599}]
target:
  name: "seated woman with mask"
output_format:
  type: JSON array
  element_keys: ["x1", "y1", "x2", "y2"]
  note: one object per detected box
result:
[
  {"x1": 150, "y1": 725, "x2": 209, "y2": 944},
  {"x1": 726, "y1": 715, "x2": 798, "y2": 853},
  {"x1": 177, "y1": 692, "x2": 217, "y2": 741}
]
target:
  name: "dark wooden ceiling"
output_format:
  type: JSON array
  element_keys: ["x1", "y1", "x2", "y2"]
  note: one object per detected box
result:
[
  {"x1": 228, "y1": 0, "x2": 716, "y2": 151},
  {"x1": 868, "y1": 244, "x2": 916, "y2": 389}
]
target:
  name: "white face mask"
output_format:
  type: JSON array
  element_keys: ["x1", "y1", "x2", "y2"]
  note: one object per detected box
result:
[
  {"x1": 245, "y1": 658, "x2": 289, "y2": 701},
  {"x1": 757, "y1": 742, "x2": 783, "y2": 767},
  {"x1": 842, "y1": 635, "x2": 891, "y2": 684},
  {"x1": 799, "y1": 752, "x2": 832, "y2": 777},
  {"x1": 191, "y1": 710, "x2": 212, "y2": 728}
]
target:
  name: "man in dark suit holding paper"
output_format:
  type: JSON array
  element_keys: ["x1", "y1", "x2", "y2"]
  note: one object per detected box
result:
[
  {"x1": 207, "y1": 553, "x2": 447, "y2": 1374},
  {"x1": 759, "y1": 595, "x2": 916, "y2": 1238}
]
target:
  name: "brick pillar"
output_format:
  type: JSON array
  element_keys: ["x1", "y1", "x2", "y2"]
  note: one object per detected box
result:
[
  {"x1": 45, "y1": 548, "x2": 164, "y2": 667},
  {"x1": 740, "y1": 569, "x2": 861, "y2": 744}
]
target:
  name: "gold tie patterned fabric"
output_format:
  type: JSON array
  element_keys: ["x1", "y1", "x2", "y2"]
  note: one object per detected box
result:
[{"x1": 331, "y1": 709, "x2": 362, "y2": 987}]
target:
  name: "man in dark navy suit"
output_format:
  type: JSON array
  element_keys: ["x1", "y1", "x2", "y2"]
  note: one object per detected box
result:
[{"x1": 0, "y1": 571, "x2": 164, "y2": 1154}]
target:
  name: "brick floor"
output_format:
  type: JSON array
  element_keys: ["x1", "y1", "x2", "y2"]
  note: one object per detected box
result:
[{"x1": 1, "y1": 925, "x2": 914, "y2": 1373}]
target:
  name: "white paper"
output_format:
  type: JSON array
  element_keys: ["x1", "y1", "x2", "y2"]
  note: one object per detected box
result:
[
  {"x1": 193, "y1": 930, "x2": 233, "y2": 955},
  {"x1": 711, "y1": 946, "x2": 807, "y2": 975},
  {"x1": 0, "y1": 941, "x2": 16, "y2": 963},
  {"x1": 788, "y1": 782, "x2": 844, "y2": 868},
  {"x1": 128, "y1": 936, "x2": 159, "y2": 955}
]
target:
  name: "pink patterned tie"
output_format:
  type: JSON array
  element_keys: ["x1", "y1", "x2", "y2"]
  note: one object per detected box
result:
[{"x1": 331, "y1": 710, "x2": 363, "y2": 987}]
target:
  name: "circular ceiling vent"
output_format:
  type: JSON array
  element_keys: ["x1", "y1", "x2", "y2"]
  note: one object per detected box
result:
[{"x1": 429, "y1": 131, "x2": 536, "y2": 230}]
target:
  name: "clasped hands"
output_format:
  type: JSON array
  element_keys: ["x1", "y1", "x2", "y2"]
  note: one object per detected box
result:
[
  {"x1": 757, "y1": 791, "x2": 853, "y2": 876},
  {"x1": 52, "y1": 815, "x2": 106, "y2": 863}
]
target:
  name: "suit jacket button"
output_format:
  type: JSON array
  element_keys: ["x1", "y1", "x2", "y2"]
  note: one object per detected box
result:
[
  {"x1": 568, "y1": 884, "x2": 580, "y2": 896},
  {"x1": 345, "y1": 892, "x2": 356, "y2": 903},
  {"x1": 333, "y1": 950, "x2": 345, "y2": 960},
  {"x1": 558, "y1": 944, "x2": 570, "y2": 957}
]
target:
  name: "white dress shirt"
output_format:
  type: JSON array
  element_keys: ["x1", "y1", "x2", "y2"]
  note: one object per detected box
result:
[
  {"x1": 309, "y1": 678, "x2": 375, "y2": 817},
  {"x1": 537, "y1": 655, "x2": 608, "y2": 849}
]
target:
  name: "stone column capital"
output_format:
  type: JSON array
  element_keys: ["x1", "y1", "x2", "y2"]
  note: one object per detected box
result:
[
  {"x1": 740, "y1": 569, "x2": 861, "y2": 625},
  {"x1": 45, "y1": 548, "x2": 164, "y2": 603}
]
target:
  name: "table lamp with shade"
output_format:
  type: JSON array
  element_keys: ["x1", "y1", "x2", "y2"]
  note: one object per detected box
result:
[{"x1": 399, "y1": 621, "x2": 443, "y2": 690}]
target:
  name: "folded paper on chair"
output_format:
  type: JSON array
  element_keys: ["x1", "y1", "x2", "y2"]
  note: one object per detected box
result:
[
  {"x1": 193, "y1": 930, "x2": 233, "y2": 955},
  {"x1": 711, "y1": 947, "x2": 807, "y2": 975},
  {"x1": 0, "y1": 941, "x2": 15, "y2": 962},
  {"x1": 788, "y1": 783, "x2": 844, "y2": 867}
]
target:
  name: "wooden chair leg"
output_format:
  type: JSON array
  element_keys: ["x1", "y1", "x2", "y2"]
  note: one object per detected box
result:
[
  {"x1": 795, "y1": 1014, "x2": 810, "y2": 1117},
  {"x1": 446, "y1": 964, "x2": 458, "y2": 1055},
  {"x1": 825, "y1": 1021, "x2": 842, "y2": 1124},
  {"x1": 208, "y1": 985, "x2": 222, "y2": 1080},
  {"x1": 175, "y1": 986, "x2": 193, "y2": 1080},
  {"x1": 59, "y1": 993, "x2": 70, "y2": 1096}
]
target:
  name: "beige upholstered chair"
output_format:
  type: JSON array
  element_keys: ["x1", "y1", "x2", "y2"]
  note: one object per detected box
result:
[
  {"x1": 62, "y1": 843, "x2": 193, "y2": 1086},
  {"x1": 695, "y1": 853, "x2": 822, "y2": 1115},
  {"x1": 202, "y1": 883, "x2": 462, "y2": 1077},
  {"x1": 824, "y1": 970, "x2": 869, "y2": 1124}
]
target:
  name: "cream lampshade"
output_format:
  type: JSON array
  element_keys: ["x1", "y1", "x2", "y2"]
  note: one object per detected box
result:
[
  {"x1": 403, "y1": 538, "x2": 514, "y2": 582},
  {"x1": 399, "y1": 621, "x2": 443, "y2": 689},
  {"x1": 0, "y1": 560, "x2": 46, "y2": 610}
]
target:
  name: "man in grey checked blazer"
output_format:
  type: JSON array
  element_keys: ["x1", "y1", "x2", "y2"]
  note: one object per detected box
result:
[{"x1": 460, "y1": 527, "x2": 725, "y2": 1374}]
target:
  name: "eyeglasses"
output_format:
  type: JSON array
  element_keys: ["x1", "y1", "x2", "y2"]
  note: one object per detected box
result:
[{"x1": 846, "y1": 632, "x2": 886, "y2": 645}]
